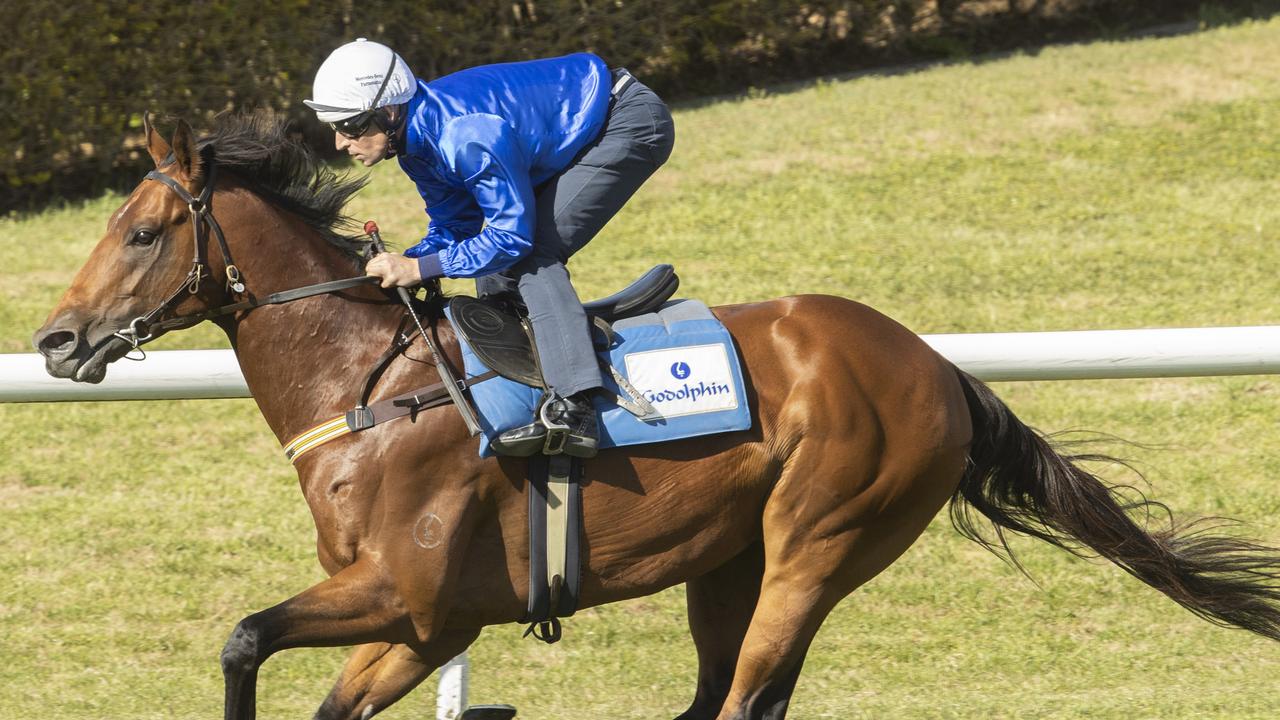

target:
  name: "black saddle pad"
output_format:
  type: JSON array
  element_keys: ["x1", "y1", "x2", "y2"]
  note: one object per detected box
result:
[{"x1": 449, "y1": 296, "x2": 544, "y2": 388}]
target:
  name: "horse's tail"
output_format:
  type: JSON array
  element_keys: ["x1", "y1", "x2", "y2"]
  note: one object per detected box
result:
[{"x1": 949, "y1": 368, "x2": 1280, "y2": 641}]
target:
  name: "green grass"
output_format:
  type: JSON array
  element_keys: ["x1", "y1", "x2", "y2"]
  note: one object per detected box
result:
[{"x1": 5, "y1": 18, "x2": 1280, "y2": 720}]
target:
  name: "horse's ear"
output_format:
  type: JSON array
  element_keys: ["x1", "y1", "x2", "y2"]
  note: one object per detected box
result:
[
  {"x1": 170, "y1": 119, "x2": 204, "y2": 185},
  {"x1": 143, "y1": 112, "x2": 171, "y2": 168}
]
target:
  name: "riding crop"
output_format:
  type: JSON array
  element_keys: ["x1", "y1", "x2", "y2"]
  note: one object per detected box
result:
[{"x1": 364, "y1": 220, "x2": 482, "y2": 437}]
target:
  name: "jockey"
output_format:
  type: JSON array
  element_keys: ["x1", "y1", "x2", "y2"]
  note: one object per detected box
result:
[{"x1": 305, "y1": 39, "x2": 675, "y2": 458}]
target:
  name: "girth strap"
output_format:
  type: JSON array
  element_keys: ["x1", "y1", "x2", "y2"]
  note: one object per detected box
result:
[{"x1": 523, "y1": 454, "x2": 583, "y2": 643}]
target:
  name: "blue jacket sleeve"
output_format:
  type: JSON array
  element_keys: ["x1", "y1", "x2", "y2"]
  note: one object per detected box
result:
[{"x1": 427, "y1": 113, "x2": 536, "y2": 278}]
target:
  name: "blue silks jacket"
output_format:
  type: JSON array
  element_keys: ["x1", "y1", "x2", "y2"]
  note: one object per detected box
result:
[{"x1": 397, "y1": 53, "x2": 612, "y2": 279}]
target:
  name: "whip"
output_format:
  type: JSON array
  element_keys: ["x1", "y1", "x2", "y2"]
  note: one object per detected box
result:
[{"x1": 365, "y1": 220, "x2": 482, "y2": 437}]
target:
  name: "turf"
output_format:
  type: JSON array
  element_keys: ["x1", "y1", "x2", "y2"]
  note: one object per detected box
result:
[{"x1": 3, "y1": 17, "x2": 1280, "y2": 720}]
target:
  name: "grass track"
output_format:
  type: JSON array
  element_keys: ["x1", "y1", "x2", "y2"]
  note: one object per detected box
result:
[{"x1": 3, "y1": 18, "x2": 1280, "y2": 720}]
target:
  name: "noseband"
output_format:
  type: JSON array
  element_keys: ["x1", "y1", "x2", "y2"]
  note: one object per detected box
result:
[{"x1": 109, "y1": 157, "x2": 379, "y2": 358}]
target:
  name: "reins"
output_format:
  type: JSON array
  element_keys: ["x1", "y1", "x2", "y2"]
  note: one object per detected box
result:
[{"x1": 142, "y1": 275, "x2": 382, "y2": 342}]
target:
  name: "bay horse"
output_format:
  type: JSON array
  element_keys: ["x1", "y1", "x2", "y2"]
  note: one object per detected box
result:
[{"x1": 33, "y1": 114, "x2": 1280, "y2": 720}]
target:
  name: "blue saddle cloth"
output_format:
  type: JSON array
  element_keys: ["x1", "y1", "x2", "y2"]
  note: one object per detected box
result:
[{"x1": 449, "y1": 299, "x2": 753, "y2": 457}]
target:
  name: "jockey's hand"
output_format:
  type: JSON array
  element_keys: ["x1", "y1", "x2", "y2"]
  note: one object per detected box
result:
[{"x1": 365, "y1": 253, "x2": 422, "y2": 288}]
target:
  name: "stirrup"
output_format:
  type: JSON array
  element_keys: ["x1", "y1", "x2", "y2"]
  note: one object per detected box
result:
[{"x1": 540, "y1": 396, "x2": 572, "y2": 456}]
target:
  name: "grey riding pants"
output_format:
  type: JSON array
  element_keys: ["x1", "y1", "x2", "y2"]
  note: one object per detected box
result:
[{"x1": 475, "y1": 70, "x2": 675, "y2": 397}]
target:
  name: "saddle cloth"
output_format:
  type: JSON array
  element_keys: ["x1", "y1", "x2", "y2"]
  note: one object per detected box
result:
[{"x1": 450, "y1": 299, "x2": 753, "y2": 457}]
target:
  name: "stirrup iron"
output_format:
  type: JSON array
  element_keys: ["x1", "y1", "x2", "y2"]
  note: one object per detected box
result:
[{"x1": 540, "y1": 396, "x2": 571, "y2": 456}]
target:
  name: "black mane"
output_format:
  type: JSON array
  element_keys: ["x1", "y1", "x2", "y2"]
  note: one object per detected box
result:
[{"x1": 196, "y1": 113, "x2": 368, "y2": 259}]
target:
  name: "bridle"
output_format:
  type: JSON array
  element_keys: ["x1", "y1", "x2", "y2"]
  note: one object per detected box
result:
[
  {"x1": 109, "y1": 156, "x2": 379, "y2": 359},
  {"x1": 104, "y1": 153, "x2": 483, "y2": 438}
]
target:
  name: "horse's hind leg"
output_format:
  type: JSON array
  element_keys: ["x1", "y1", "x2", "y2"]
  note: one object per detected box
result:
[
  {"x1": 315, "y1": 630, "x2": 479, "y2": 720},
  {"x1": 677, "y1": 543, "x2": 765, "y2": 720},
  {"x1": 715, "y1": 447, "x2": 964, "y2": 719}
]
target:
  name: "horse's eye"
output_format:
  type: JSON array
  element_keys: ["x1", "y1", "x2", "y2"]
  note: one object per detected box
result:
[{"x1": 130, "y1": 229, "x2": 159, "y2": 247}]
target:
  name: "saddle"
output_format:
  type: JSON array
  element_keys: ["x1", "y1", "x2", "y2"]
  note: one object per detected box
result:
[{"x1": 449, "y1": 264, "x2": 679, "y2": 389}]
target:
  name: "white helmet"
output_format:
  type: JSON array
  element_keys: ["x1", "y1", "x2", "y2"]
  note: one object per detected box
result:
[{"x1": 304, "y1": 38, "x2": 417, "y2": 122}]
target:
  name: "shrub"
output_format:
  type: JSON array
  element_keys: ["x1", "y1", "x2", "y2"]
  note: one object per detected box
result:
[{"x1": 1, "y1": 0, "x2": 1212, "y2": 213}]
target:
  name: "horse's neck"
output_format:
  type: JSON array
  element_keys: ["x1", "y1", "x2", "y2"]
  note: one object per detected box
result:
[{"x1": 216, "y1": 189, "x2": 414, "y2": 445}]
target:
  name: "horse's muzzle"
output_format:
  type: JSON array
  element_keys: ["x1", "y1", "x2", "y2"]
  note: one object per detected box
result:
[{"x1": 33, "y1": 317, "x2": 128, "y2": 383}]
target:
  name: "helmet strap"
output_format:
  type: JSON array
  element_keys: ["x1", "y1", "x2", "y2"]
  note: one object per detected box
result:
[
  {"x1": 369, "y1": 51, "x2": 405, "y2": 159},
  {"x1": 375, "y1": 106, "x2": 407, "y2": 159}
]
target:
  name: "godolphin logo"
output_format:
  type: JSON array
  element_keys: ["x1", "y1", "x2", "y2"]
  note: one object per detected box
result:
[
  {"x1": 670, "y1": 361, "x2": 691, "y2": 379},
  {"x1": 644, "y1": 379, "x2": 732, "y2": 404}
]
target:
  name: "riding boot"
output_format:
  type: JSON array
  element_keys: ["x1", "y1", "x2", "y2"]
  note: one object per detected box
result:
[{"x1": 492, "y1": 391, "x2": 599, "y2": 458}]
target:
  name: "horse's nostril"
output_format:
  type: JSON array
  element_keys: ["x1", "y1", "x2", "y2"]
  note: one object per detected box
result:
[{"x1": 37, "y1": 330, "x2": 79, "y2": 357}]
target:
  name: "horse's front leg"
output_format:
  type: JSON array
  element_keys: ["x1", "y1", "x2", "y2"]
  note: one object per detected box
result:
[
  {"x1": 221, "y1": 558, "x2": 414, "y2": 720},
  {"x1": 313, "y1": 633, "x2": 480, "y2": 720}
]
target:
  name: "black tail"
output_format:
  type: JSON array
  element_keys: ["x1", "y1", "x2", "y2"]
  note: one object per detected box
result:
[{"x1": 950, "y1": 369, "x2": 1280, "y2": 641}]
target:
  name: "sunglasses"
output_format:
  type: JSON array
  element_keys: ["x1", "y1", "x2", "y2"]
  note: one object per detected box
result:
[{"x1": 330, "y1": 111, "x2": 377, "y2": 139}]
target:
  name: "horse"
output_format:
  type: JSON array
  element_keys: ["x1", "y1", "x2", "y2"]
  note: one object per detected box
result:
[{"x1": 32, "y1": 114, "x2": 1280, "y2": 720}]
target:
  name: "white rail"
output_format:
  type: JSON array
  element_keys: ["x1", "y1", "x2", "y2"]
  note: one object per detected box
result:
[
  {"x1": 923, "y1": 326, "x2": 1280, "y2": 381},
  {"x1": 1, "y1": 349, "x2": 250, "y2": 402},
  {"x1": 6, "y1": 326, "x2": 1280, "y2": 402}
]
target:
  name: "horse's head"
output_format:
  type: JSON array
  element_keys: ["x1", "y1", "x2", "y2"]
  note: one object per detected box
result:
[{"x1": 33, "y1": 116, "x2": 231, "y2": 383}]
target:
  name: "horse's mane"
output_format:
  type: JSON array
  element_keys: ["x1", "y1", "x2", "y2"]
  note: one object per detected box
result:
[{"x1": 196, "y1": 112, "x2": 368, "y2": 260}]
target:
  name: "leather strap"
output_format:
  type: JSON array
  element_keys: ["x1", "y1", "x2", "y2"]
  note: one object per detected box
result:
[
  {"x1": 148, "y1": 275, "x2": 381, "y2": 334},
  {"x1": 357, "y1": 369, "x2": 498, "y2": 428},
  {"x1": 285, "y1": 369, "x2": 498, "y2": 463},
  {"x1": 523, "y1": 453, "x2": 583, "y2": 643},
  {"x1": 355, "y1": 315, "x2": 415, "y2": 411}
]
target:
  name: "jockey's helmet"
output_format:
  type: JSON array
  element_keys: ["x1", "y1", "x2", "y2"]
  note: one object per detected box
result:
[{"x1": 304, "y1": 39, "x2": 416, "y2": 137}]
